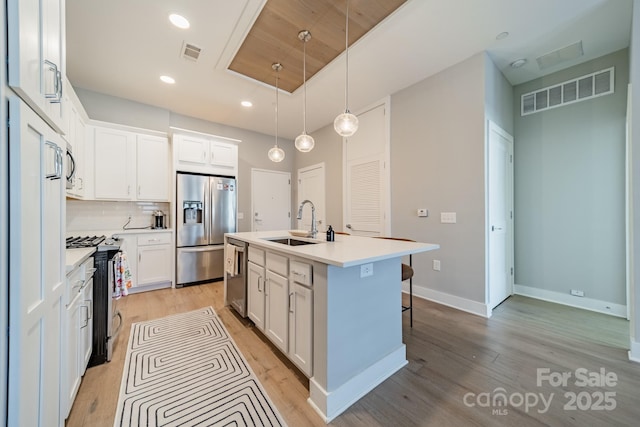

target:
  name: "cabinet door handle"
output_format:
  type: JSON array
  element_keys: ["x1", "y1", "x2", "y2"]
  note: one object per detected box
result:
[
  {"x1": 139, "y1": 253, "x2": 141, "y2": 262},
  {"x1": 138, "y1": 185, "x2": 141, "y2": 196},
  {"x1": 257, "y1": 276, "x2": 263, "y2": 292},
  {"x1": 127, "y1": 185, "x2": 131, "y2": 195},
  {"x1": 265, "y1": 278, "x2": 269, "y2": 296},
  {"x1": 44, "y1": 60, "x2": 60, "y2": 102},
  {"x1": 289, "y1": 292, "x2": 294, "y2": 313},
  {"x1": 80, "y1": 305, "x2": 89, "y2": 328},
  {"x1": 85, "y1": 299, "x2": 93, "y2": 319}
]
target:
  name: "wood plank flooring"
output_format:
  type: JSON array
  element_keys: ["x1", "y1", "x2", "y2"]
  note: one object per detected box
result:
[{"x1": 66, "y1": 282, "x2": 639, "y2": 426}]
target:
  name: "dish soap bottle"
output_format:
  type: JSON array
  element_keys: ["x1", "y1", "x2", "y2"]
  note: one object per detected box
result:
[{"x1": 326, "y1": 225, "x2": 335, "y2": 242}]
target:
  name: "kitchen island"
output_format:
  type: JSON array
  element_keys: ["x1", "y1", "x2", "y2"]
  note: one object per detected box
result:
[{"x1": 224, "y1": 231, "x2": 439, "y2": 422}]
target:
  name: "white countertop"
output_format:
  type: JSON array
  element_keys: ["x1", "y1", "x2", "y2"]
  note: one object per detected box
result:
[
  {"x1": 65, "y1": 247, "x2": 96, "y2": 274},
  {"x1": 226, "y1": 230, "x2": 439, "y2": 267}
]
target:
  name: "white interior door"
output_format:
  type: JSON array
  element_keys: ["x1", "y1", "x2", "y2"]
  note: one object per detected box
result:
[
  {"x1": 251, "y1": 169, "x2": 291, "y2": 231},
  {"x1": 298, "y1": 163, "x2": 325, "y2": 231},
  {"x1": 343, "y1": 101, "x2": 390, "y2": 236},
  {"x1": 488, "y1": 120, "x2": 514, "y2": 309}
]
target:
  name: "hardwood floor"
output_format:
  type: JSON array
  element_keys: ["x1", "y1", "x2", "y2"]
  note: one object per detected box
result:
[{"x1": 66, "y1": 282, "x2": 639, "y2": 426}]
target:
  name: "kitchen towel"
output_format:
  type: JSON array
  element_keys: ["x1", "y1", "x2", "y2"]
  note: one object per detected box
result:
[
  {"x1": 114, "y1": 252, "x2": 132, "y2": 298},
  {"x1": 225, "y1": 243, "x2": 237, "y2": 277}
]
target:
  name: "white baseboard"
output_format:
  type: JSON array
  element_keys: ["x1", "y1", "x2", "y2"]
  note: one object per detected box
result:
[
  {"x1": 630, "y1": 340, "x2": 640, "y2": 363},
  {"x1": 308, "y1": 345, "x2": 407, "y2": 422},
  {"x1": 513, "y1": 284, "x2": 627, "y2": 318},
  {"x1": 406, "y1": 285, "x2": 490, "y2": 318}
]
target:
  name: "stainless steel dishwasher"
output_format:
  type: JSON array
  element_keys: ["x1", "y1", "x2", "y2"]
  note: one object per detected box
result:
[{"x1": 225, "y1": 238, "x2": 248, "y2": 317}]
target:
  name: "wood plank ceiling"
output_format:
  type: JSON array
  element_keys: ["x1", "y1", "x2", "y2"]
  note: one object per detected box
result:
[{"x1": 229, "y1": 0, "x2": 407, "y2": 93}]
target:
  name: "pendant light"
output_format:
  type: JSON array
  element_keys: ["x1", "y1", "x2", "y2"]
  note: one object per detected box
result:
[
  {"x1": 295, "y1": 30, "x2": 315, "y2": 152},
  {"x1": 334, "y1": 0, "x2": 359, "y2": 137},
  {"x1": 268, "y1": 63, "x2": 285, "y2": 162}
]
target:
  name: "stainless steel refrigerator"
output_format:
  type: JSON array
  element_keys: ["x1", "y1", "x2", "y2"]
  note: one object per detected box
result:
[{"x1": 176, "y1": 173, "x2": 237, "y2": 286}]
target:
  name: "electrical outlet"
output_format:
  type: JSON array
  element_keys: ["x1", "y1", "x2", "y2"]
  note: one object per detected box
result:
[
  {"x1": 417, "y1": 208, "x2": 428, "y2": 217},
  {"x1": 570, "y1": 289, "x2": 584, "y2": 297},
  {"x1": 360, "y1": 263, "x2": 373, "y2": 278},
  {"x1": 433, "y1": 260, "x2": 441, "y2": 271},
  {"x1": 238, "y1": 212, "x2": 244, "y2": 220}
]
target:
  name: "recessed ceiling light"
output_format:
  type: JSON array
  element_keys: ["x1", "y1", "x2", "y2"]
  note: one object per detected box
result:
[
  {"x1": 160, "y1": 75, "x2": 175, "y2": 84},
  {"x1": 169, "y1": 14, "x2": 190, "y2": 29},
  {"x1": 241, "y1": 101, "x2": 253, "y2": 107},
  {"x1": 510, "y1": 58, "x2": 528, "y2": 69},
  {"x1": 496, "y1": 32, "x2": 509, "y2": 40}
]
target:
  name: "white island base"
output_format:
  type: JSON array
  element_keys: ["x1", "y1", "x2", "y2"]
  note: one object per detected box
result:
[
  {"x1": 308, "y1": 257, "x2": 406, "y2": 422},
  {"x1": 224, "y1": 231, "x2": 439, "y2": 423}
]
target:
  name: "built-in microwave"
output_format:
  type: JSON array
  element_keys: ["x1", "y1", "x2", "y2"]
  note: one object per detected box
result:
[{"x1": 65, "y1": 142, "x2": 76, "y2": 190}]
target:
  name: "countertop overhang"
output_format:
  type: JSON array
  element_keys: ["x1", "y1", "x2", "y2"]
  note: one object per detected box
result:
[{"x1": 225, "y1": 230, "x2": 439, "y2": 267}]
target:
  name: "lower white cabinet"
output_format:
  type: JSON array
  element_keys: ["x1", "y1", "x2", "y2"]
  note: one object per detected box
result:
[
  {"x1": 118, "y1": 232, "x2": 172, "y2": 290},
  {"x1": 245, "y1": 245, "x2": 314, "y2": 376},
  {"x1": 265, "y1": 269, "x2": 289, "y2": 353},
  {"x1": 62, "y1": 256, "x2": 94, "y2": 419},
  {"x1": 289, "y1": 283, "x2": 313, "y2": 377},
  {"x1": 247, "y1": 260, "x2": 266, "y2": 330}
]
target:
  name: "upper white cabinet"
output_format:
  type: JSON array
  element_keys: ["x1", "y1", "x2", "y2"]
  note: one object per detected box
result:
[
  {"x1": 7, "y1": 0, "x2": 66, "y2": 134},
  {"x1": 174, "y1": 132, "x2": 238, "y2": 176},
  {"x1": 136, "y1": 135, "x2": 170, "y2": 201},
  {"x1": 94, "y1": 128, "x2": 136, "y2": 200},
  {"x1": 65, "y1": 81, "x2": 90, "y2": 199},
  {"x1": 93, "y1": 126, "x2": 169, "y2": 201}
]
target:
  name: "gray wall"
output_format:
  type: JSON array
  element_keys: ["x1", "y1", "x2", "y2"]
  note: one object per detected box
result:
[
  {"x1": 75, "y1": 88, "x2": 294, "y2": 232},
  {"x1": 390, "y1": 52, "x2": 488, "y2": 304},
  {"x1": 513, "y1": 49, "x2": 628, "y2": 305},
  {"x1": 485, "y1": 52, "x2": 515, "y2": 135},
  {"x1": 630, "y1": 0, "x2": 639, "y2": 356}
]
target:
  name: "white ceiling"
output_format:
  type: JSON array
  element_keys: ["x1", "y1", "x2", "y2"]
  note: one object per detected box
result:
[{"x1": 66, "y1": 0, "x2": 632, "y2": 140}]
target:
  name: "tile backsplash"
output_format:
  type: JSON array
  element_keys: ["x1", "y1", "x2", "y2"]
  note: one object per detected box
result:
[{"x1": 67, "y1": 200, "x2": 171, "y2": 232}]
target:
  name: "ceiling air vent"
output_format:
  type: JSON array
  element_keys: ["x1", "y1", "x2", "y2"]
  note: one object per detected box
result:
[
  {"x1": 521, "y1": 67, "x2": 614, "y2": 116},
  {"x1": 181, "y1": 42, "x2": 202, "y2": 61}
]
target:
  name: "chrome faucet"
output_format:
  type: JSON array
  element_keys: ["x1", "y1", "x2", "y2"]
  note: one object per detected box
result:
[{"x1": 297, "y1": 200, "x2": 317, "y2": 238}]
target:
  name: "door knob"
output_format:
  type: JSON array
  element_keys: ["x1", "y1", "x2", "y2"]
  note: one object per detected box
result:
[
  {"x1": 346, "y1": 224, "x2": 352, "y2": 229},
  {"x1": 491, "y1": 225, "x2": 503, "y2": 231}
]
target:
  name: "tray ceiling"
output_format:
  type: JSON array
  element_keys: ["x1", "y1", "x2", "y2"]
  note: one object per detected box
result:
[{"x1": 229, "y1": 0, "x2": 407, "y2": 93}]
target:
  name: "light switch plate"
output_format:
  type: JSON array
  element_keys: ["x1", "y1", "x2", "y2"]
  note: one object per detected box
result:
[
  {"x1": 433, "y1": 260, "x2": 441, "y2": 271},
  {"x1": 441, "y1": 212, "x2": 457, "y2": 223},
  {"x1": 238, "y1": 212, "x2": 244, "y2": 220}
]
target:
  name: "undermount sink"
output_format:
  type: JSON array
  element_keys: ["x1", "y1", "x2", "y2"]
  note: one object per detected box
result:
[{"x1": 267, "y1": 238, "x2": 318, "y2": 246}]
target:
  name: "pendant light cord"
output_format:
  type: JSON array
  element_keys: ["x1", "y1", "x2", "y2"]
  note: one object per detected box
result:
[
  {"x1": 302, "y1": 38, "x2": 307, "y2": 133},
  {"x1": 344, "y1": 0, "x2": 350, "y2": 112},
  {"x1": 275, "y1": 68, "x2": 279, "y2": 147}
]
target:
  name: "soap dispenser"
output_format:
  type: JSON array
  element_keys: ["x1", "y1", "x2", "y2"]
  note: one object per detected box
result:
[{"x1": 326, "y1": 225, "x2": 335, "y2": 242}]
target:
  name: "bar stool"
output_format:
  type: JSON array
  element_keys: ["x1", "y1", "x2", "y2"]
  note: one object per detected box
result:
[{"x1": 374, "y1": 237, "x2": 415, "y2": 327}]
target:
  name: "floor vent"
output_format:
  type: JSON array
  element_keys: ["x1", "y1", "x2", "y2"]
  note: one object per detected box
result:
[
  {"x1": 181, "y1": 42, "x2": 202, "y2": 61},
  {"x1": 521, "y1": 67, "x2": 614, "y2": 116}
]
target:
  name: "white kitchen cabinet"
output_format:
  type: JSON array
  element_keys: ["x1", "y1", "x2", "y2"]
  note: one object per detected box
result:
[
  {"x1": 8, "y1": 97, "x2": 66, "y2": 426},
  {"x1": 93, "y1": 126, "x2": 169, "y2": 201},
  {"x1": 137, "y1": 233, "x2": 172, "y2": 286},
  {"x1": 288, "y1": 261, "x2": 313, "y2": 377},
  {"x1": 116, "y1": 232, "x2": 173, "y2": 291},
  {"x1": 94, "y1": 127, "x2": 136, "y2": 200},
  {"x1": 62, "y1": 256, "x2": 94, "y2": 419},
  {"x1": 136, "y1": 134, "x2": 170, "y2": 201},
  {"x1": 265, "y1": 251, "x2": 289, "y2": 353},
  {"x1": 7, "y1": 0, "x2": 66, "y2": 133},
  {"x1": 65, "y1": 81, "x2": 89, "y2": 199},
  {"x1": 247, "y1": 261, "x2": 266, "y2": 330},
  {"x1": 80, "y1": 277, "x2": 94, "y2": 374},
  {"x1": 174, "y1": 132, "x2": 239, "y2": 176}
]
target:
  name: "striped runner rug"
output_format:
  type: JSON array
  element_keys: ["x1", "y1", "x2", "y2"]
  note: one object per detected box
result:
[{"x1": 114, "y1": 307, "x2": 287, "y2": 427}]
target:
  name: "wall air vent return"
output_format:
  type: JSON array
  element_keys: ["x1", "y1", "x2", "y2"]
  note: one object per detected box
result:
[
  {"x1": 521, "y1": 67, "x2": 614, "y2": 116},
  {"x1": 181, "y1": 42, "x2": 202, "y2": 61}
]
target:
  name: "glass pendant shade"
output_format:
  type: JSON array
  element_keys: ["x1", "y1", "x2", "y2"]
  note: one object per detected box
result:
[
  {"x1": 268, "y1": 145, "x2": 285, "y2": 162},
  {"x1": 295, "y1": 133, "x2": 315, "y2": 152},
  {"x1": 334, "y1": 111, "x2": 359, "y2": 137}
]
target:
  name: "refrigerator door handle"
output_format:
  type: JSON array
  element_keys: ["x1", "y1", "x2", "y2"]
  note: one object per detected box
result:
[{"x1": 178, "y1": 245, "x2": 224, "y2": 253}]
